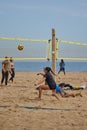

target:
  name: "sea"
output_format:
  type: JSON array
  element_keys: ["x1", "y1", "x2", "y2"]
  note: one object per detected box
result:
[{"x1": 0, "y1": 61, "x2": 87, "y2": 72}]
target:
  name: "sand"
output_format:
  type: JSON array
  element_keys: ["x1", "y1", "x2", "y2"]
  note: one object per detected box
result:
[{"x1": 0, "y1": 72, "x2": 87, "y2": 130}]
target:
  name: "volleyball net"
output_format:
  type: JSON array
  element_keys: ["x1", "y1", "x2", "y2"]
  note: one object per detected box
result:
[
  {"x1": 0, "y1": 37, "x2": 50, "y2": 61},
  {"x1": 56, "y1": 39, "x2": 87, "y2": 61},
  {"x1": 0, "y1": 37, "x2": 87, "y2": 61}
]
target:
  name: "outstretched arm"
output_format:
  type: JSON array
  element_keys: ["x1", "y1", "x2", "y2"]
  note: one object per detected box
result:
[
  {"x1": 35, "y1": 77, "x2": 46, "y2": 86},
  {"x1": 52, "y1": 71, "x2": 57, "y2": 76},
  {"x1": 37, "y1": 73, "x2": 45, "y2": 76}
]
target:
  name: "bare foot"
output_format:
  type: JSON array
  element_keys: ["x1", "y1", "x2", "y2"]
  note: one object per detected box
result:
[
  {"x1": 34, "y1": 97, "x2": 41, "y2": 100},
  {"x1": 80, "y1": 93, "x2": 83, "y2": 97},
  {"x1": 52, "y1": 93, "x2": 60, "y2": 101},
  {"x1": 75, "y1": 93, "x2": 83, "y2": 97},
  {"x1": 72, "y1": 94, "x2": 75, "y2": 97},
  {"x1": 0, "y1": 84, "x2": 4, "y2": 88}
]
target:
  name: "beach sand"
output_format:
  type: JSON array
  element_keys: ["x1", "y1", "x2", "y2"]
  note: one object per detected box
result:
[{"x1": 0, "y1": 72, "x2": 87, "y2": 130}]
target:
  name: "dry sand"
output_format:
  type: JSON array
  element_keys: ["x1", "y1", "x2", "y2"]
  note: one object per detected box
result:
[{"x1": 0, "y1": 72, "x2": 87, "y2": 130}]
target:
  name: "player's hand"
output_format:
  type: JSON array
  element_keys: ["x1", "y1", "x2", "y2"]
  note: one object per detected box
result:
[
  {"x1": 37, "y1": 73, "x2": 40, "y2": 75},
  {"x1": 34, "y1": 83, "x2": 37, "y2": 86}
]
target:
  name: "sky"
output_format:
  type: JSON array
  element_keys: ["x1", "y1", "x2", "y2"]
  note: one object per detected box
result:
[{"x1": 0, "y1": 0, "x2": 87, "y2": 59}]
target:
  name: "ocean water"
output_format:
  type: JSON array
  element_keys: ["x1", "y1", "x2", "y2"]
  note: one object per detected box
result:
[
  {"x1": 0, "y1": 61, "x2": 87, "y2": 72},
  {"x1": 0, "y1": 61, "x2": 86, "y2": 72}
]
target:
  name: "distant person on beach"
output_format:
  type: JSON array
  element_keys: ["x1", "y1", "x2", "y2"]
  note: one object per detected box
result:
[
  {"x1": 35, "y1": 67, "x2": 59, "y2": 100},
  {"x1": 58, "y1": 59, "x2": 65, "y2": 75},
  {"x1": 9, "y1": 57, "x2": 15, "y2": 83},
  {"x1": 1, "y1": 57, "x2": 10, "y2": 86}
]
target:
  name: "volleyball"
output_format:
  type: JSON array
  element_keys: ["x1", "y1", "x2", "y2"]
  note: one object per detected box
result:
[{"x1": 18, "y1": 44, "x2": 24, "y2": 51}]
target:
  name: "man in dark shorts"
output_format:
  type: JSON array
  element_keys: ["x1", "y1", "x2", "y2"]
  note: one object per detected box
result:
[
  {"x1": 1, "y1": 57, "x2": 10, "y2": 86},
  {"x1": 58, "y1": 59, "x2": 65, "y2": 75}
]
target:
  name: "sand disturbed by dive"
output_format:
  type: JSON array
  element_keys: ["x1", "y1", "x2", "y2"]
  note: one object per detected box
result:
[{"x1": 0, "y1": 72, "x2": 87, "y2": 130}]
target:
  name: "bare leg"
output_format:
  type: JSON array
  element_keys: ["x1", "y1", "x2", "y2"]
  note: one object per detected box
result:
[
  {"x1": 36, "y1": 85, "x2": 60, "y2": 100},
  {"x1": 60, "y1": 93, "x2": 82, "y2": 98},
  {"x1": 63, "y1": 70, "x2": 65, "y2": 75},
  {"x1": 58, "y1": 70, "x2": 61, "y2": 74},
  {"x1": 36, "y1": 85, "x2": 50, "y2": 100},
  {"x1": 63, "y1": 68, "x2": 65, "y2": 75},
  {"x1": 67, "y1": 93, "x2": 75, "y2": 97},
  {"x1": 67, "y1": 92, "x2": 82, "y2": 97},
  {"x1": 60, "y1": 93, "x2": 70, "y2": 97},
  {"x1": 75, "y1": 92, "x2": 82, "y2": 97},
  {"x1": 52, "y1": 89, "x2": 60, "y2": 100}
]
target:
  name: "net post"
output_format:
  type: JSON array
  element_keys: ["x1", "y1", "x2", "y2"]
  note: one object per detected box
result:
[{"x1": 52, "y1": 28, "x2": 56, "y2": 79}]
